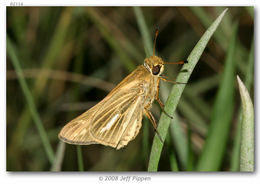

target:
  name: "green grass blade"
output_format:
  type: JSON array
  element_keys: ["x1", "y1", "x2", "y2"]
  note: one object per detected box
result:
[
  {"x1": 148, "y1": 9, "x2": 228, "y2": 172},
  {"x1": 190, "y1": 7, "x2": 248, "y2": 75},
  {"x1": 9, "y1": 8, "x2": 73, "y2": 160},
  {"x1": 187, "y1": 123, "x2": 194, "y2": 171},
  {"x1": 178, "y1": 98, "x2": 207, "y2": 135},
  {"x1": 169, "y1": 113, "x2": 188, "y2": 169},
  {"x1": 85, "y1": 8, "x2": 136, "y2": 71},
  {"x1": 244, "y1": 41, "x2": 254, "y2": 90},
  {"x1": 237, "y1": 76, "x2": 254, "y2": 172},
  {"x1": 134, "y1": 6, "x2": 185, "y2": 170},
  {"x1": 159, "y1": 83, "x2": 188, "y2": 170},
  {"x1": 230, "y1": 40, "x2": 254, "y2": 171},
  {"x1": 185, "y1": 75, "x2": 220, "y2": 120},
  {"x1": 189, "y1": 7, "x2": 228, "y2": 50},
  {"x1": 186, "y1": 74, "x2": 220, "y2": 95},
  {"x1": 133, "y1": 7, "x2": 153, "y2": 57},
  {"x1": 133, "y1": 7, "x2": 153, "y2": 165},
  {"x1": 33, "y1": 8, "x2": 73, "y2": 96},
  {"x1": 166, "y1": 134, "x2": 179, "y2": 171},
  {"x1": 7, "y1": 37, "x2": 55, "y2": 164},
  {"x1": 185, "y1": 94, "x2": 212, "y2": 120},
  {"x1": 142, "y1": 119, "x2": 150, "y2": 164},
  {"x1": 77, "y1": 146, "x2": 84, "y2": 171},
  {"x1": 196, "y1": 23, "x2": 237, "y2": 171},
  {"x1": 246, "y1": 7, "x2": 254, "y2": 19},
  {"x1": 51, "y1": 141, "x2": 66, "y2": 171},
  {"x1": 169, "y1": 151, "x2": 179, "y2": 171}
]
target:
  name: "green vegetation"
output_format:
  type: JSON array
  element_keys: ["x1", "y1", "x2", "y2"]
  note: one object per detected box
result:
[{"x1": 7, "y1": 7, "x2": 254, "y2": 171}]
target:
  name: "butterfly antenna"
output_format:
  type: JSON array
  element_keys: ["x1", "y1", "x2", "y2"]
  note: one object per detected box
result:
[
  {"x1": 153, "y1": 28, "x2": 159, "y2": 56},
  {"x1": 164, "y1": 60, "x2": 188, "y2": 65}
]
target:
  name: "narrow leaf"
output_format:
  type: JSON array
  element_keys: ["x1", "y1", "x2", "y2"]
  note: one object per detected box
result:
[
  {"x1": 77, "y1": 146, "x2": 84, "y2": 171},
  {"x1": 51, "y1": 141, "x2": 66, "y2": 171},
  {"x1": 237, "y1": 76, "x2": 254, "y2": 172},
  {"x1": 148, "y1": 9, "x2": 228, "y2": 171},
  {"x1": 196, "y1": 23, "x2": 237, "y2": 171},
  {"x1": 7, "y1": 37, "x2": 55, "y2": 163},
  {"x1": 133, "y1": 7, "x2": 153, "y2": 57},
  {"x1": 230, "y1": 40, "x2": 254, "y2": 171}
]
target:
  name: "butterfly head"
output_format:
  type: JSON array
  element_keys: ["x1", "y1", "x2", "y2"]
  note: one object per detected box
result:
[{"x1": 144, "y1": 56, "x2": 165, "y2": 76}]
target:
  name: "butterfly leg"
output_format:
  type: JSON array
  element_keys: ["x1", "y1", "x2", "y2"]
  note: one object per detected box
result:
[
  {"x1": 144, "y1": 109, "x2": 163, "y2": 143},
  {"x1": 159, "y1": 76, "x2": 187, "y2": 84},
  {"x1": 155, "y1": 79, "x2": 173, "y2": 119}
]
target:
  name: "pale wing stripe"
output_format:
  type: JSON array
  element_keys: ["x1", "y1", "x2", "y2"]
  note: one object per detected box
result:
[
  {"x1": 91, "y1": 94, "x2": 133, "y2": 126},
  {"x1": 92, "y1": 108, "x2": 118, "y2": 132},
  {"x1": 90, "y1": 95, "x2": 140, "y2": 146},
  {"x1": 103, "y1": 113, "x2": 124, "y2": 143},
  {"x1": 98, "y1": 95, "x2": 139, "y2": 141},
  {"x1": 100, "y1": 113, "x2": 119, "y2": 133}
]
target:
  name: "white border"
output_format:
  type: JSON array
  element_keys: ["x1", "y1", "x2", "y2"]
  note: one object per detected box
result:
[{"x1": 1, "y1": 0, "x2": 259, "y2": 186}]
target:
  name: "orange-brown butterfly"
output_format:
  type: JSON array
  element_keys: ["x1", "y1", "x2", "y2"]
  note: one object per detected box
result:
[{"x1": 59, "y1": 29, "x2": 187, "y2": 149}]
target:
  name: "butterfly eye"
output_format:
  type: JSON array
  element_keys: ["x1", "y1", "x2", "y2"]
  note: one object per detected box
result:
[{"x1": 152, "y1": 65, "x2": 161, "y2": 75}]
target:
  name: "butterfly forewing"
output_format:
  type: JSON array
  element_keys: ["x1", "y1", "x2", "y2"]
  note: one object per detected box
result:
[{"x1": 59, "y1": 65, "x2": 152, "y2": 149}]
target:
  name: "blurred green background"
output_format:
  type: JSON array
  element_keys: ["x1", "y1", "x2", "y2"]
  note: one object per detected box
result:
[{"x1": 6, "y1": 7, "x2": 254, "y2": 171}]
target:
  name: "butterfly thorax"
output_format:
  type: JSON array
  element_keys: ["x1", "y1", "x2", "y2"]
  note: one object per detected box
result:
[{"x1": 143, "y1": 74, "x2": 158, "y2": 110}]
